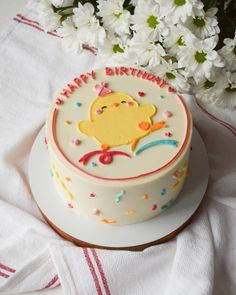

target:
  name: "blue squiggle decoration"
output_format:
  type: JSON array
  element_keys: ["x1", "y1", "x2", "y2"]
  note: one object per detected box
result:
[{"x1": 135, "y1": 140, "x2": 178, "y2": 155}]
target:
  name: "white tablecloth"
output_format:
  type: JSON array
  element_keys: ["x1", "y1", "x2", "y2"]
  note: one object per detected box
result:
[{"x1": 0, "y1": 1, "x2": 236, "y2": 294}]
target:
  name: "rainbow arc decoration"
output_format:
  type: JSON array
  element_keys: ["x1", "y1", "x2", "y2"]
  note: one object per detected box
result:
[
  {"x1": 135, "y1": 139, "x2": 178, "y2": 155},
  {"x1": 78, "y1": 150, "x2": 131, "y2": 165},
  {"x1": 78, "y1": 139, "x2": 177, "y2": 166}
]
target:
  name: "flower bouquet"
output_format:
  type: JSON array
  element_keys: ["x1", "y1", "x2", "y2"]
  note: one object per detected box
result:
[{"x1": 39, "y1": 0, "x2": 236, "y2": 108}]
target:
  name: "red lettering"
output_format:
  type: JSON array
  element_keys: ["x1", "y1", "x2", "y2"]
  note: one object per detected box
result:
[
  {"x1": 160, "y1": 80, "x2": 169, "y2": 88},
  {"x1": 137, "y1": 70, "x2": 144, "y2": 77},
  {"x1": 73, "y1": 78, "x2": 81, "y2": 86},
  {"x1": 146, "y1": 73, "x2": 156, "y2": 80},
  {"x1": 80, "y1": 74, "x2": 88, "y2": 83},
  {"x1": 60, "y1": 89, "x2": 71, "y2": 98},
  {"x1": 67, "y1": 83, "x2": 77, "y2": 92},
  {"x1": 105, "y1": 67, "x2": 113, "y2": 75},
  {"x1": 129, "y1": 68, "x2": 137, "y2": 76},
  {"x1": 152, "y1": 76, "x2": 162, "y2": 85},
  {"x1": 87, "y1": 71, "x2": 96, "y2": 79},
  {"x1": 115, "y1": 67, "x2": 120, "y2": 75},
  {"x1": 142, "y1": 72, "x2": 148, "y2": 79},
  {"x1": 119, "y1": 66, "x2": 128, "y2": 75}
]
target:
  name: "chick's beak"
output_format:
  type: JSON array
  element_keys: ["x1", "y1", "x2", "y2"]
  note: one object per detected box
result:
[{"x1": 111, "y1": 102, "x2": 120, "y2": 108}]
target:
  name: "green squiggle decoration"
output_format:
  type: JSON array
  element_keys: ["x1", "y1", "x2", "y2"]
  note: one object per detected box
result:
[{"x1": 135, "y1": 140, "x2": 178, "y2": 155}]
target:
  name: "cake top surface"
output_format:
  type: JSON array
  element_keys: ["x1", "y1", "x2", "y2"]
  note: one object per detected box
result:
[{"x1": 47, "y1": 67, "x2": 191, "y2": 181}]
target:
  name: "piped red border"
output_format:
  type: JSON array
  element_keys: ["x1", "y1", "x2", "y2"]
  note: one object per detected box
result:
[{"x1": 51, "y1": 92, "x2": 191, "y2": 181}]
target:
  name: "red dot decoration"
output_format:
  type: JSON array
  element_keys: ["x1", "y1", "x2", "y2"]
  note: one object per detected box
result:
[
  {"x1": 151, "y1": 204, "x2": 157, "y2": 211},
  {"x1": 138, "y1": 91, "x2": 145, "y2": 97},
  {"x1": 90, "y1": 193, "x2": 95, "y2": 198},
  {"x1": 165, "y1": 132, "x2": 172, "y2": 137}
]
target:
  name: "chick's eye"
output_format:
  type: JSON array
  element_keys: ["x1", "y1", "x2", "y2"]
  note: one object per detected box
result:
[
  {"x1": 101, "y1": 106, "x2": 107, "y2": 110},
  {"x1": 121, "y1": 100, "x2": 126, "y2": 104}
]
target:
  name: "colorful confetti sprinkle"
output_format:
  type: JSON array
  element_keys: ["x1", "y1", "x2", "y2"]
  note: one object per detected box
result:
[
  {"x1": 143, "y1": 194, "x2": 149, "y2": 200},
  {"x1": 173, "y1": 171, "x2": 181, "y2": 179},
  {"x1": 100, "y1": 218, "x2": 116, "y2": 224},
  {"x1": 65, "y1": 177, "x2": 71, "y2": 182},
  {"x1": 160, "y1": 188, "x2": 167, "y2": 196},
  {"x1": 49, "y1": 170, "x2": 54, "y2": 177},
  {"x1": 163, "y1": 111, "x2": 173, "y2": 118},
  {"x1": 68, "y1": 203, "x2": 74, "y2": 208},
  {"x1": 160, "y1": 95, "x2": 165, "y2": 99},
  {"x1": 90, "y1": 162, "x2": 97, "y2": 167},
  {"x1": 126, "y1": 210, "x2": 136, "y2": 215},
  {"x1": 75, "y1": 102, "x2": 82, "y2": 107},
  {"x1": 65, "y1": 120, "x2": 72, "y2": 125},
  {"x1": 115, "y1": 190, "x2": 125, "y2": 203},
  {"x1": 151, "y1": 204, "x2": 157, "y2": 211},
  {"x1": 92, "y1": 208, "x2": 100, "y2": 215},
  {"x1": 161, "y1": 201, "x2": 173, "y2": 212},
  {"x1": 90, "y1": 193, "x2": 95, "y2": 198},
  {"x1": 71, "y1": 139, "x2": 81, "y2": 146}
]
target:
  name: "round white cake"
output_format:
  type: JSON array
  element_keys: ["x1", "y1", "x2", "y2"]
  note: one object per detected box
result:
[{"x1": 46, "y1": 66, "x2": 192, "y2": 225}]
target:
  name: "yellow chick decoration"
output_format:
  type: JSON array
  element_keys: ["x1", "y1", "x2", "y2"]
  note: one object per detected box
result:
[{"x1": 78, "y1": 89, "x2": 167, "y2": 151}]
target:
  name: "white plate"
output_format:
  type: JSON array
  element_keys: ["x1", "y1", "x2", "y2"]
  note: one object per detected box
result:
[{"x1": 29, "y1": 126, "x2": 208, "y2": 248}]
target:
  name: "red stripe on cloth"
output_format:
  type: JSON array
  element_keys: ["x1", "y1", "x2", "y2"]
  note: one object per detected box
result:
[
  {"x1": 44, "y1": 274, "x2": 59, "y2": 289},
  {"x1": 83, "y1": 45, "x2": 97, "y2": 55},
  {"x1": 0, "y1": 271, "x2": 10, "y2": 279},
  {"x1": 0, "y1": 263, "x2": 16, "y2": 273},
  {"x1": 91, "y1": 249, "x2": 111, "y2": 295},
  {"x1": 13, "y1": 17, "x2": 44, "y2": 32},
  {"x1": 16, "y1": 13, "x2": 41, "y2": 26},
  {"x1": 13, "y1": 16, "x2": 97, "y2": 55},
  {"x1": 83, "y1": 248, "x2": 103, "y2": 295},
  {"x1": 197, "y1": 101, "x2": 236, "y2": 137},
  {"x1": 47, "y1": 31, "x2": 61, "y2": 38},
  {"x1": 13, "y1": 17, "x2": 61, "y2": 38}
]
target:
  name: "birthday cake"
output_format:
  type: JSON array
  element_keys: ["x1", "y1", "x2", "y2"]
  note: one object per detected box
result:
[{"x1": 46, "y1": 67, "x2": 192, "y2": 225}]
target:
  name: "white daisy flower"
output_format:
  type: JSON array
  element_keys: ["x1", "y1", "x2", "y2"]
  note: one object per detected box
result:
[
  {"x1": 97, "y1": 0, "x2": 131, "y2": 36},
  {"x1": 178, "y1": 35, "x2": 224, "y2": 83},
  {"x1": 163, "y1": 25, "x2": 194, "y2": 56},
  {"x1": 127, "y1": 33, "x2": 166, "y2": 68},
  {"x1": 108, "y1": 50, "x2": 142, "y2": 68},
  {"x1": 153, "y1": 59, "x2": 190, "y2": 92},
  {"x1": 132, "y1": 0, "x2": 168, "y2": 41},
  {"x1": 97, "y1": 34, "x2": 126, "y2": 63},
  {"x1": 158, "y1": 0, "x2": 203, "y2": 24},
  {"x1": 73, "y1": 3, "x2": 106, "y2": 48},
  {"x1": 185, "y1": 8, "x2": 220, "y2": 39},
  {"x1": 39, "y1": 0, "x2": 61, "y2": 32},
  {"x1": 219, "y1": 31, "x2": 236, "y2": 71},
  {"x1": 57, "y1": 18, "x2": 83, "y2": 54},
  {"x1": 50, "y1": 0, "x2": 74, "y2": 8},
  {"x1": 214, "y1": 72, "x2": 236, "y2": 109},
  {"x1": 193, "y1": 69, "x2": 227, "y2": 102},
  {"x1": 194, "y1": 71, "x2": 236, "y2": 109}
]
